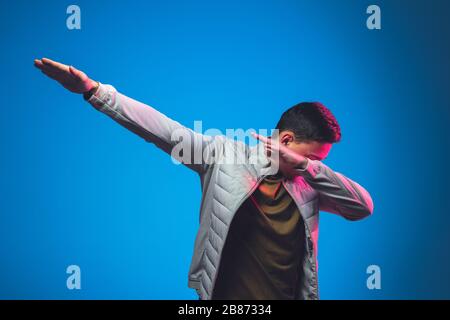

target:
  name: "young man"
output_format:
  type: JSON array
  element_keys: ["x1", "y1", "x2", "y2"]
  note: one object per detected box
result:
[{"x1": 34, "y1": 58, "x2": 374, "y2": 300}]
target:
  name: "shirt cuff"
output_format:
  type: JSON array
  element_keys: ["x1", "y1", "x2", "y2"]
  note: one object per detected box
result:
[
  {"x1": 84, "y1": 82, "x2": 114, "y2": 110},
  {"x1": 293, "y1": 158, "x2": 323, "y2": 179}
]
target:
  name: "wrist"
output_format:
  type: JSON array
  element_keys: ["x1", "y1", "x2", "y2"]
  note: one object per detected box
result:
[
  {"x1": 83, "y1": 80, "x2": 99, "y2": 100},
  {"x1": 295, "y1": 157, "x2": 309, "y2": 171}
]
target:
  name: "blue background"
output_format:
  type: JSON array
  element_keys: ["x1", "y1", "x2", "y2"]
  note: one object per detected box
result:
[{"x1": 0, "y1": 0, "x2": 449, "y2": 299}]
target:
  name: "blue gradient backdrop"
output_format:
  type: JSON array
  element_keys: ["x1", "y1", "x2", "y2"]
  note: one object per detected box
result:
[{"x1": 0, "y1": 0, "x2": 449, "y2": 299}]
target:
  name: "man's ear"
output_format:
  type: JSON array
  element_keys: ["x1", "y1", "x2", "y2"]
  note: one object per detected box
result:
[{"x1": 280, "y1": 131, "x2": 295, "y2": 146}]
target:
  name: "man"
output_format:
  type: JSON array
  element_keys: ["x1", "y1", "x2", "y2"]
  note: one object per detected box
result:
[{"x1": 34, "y1": 57, "x2": 374, "y2": 300}]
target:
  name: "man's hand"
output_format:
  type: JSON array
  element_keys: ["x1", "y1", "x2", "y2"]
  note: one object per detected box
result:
[
  {"x1": 252, "y1": 132, "x2": 308, "y2": 176},
  {"x1": 34, "y1": 58, "x2": 98, "y2": 94}
]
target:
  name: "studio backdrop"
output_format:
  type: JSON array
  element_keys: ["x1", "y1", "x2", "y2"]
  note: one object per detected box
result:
[{"x1": 0, "y1": 0, "x2": 449, "y2": 299}]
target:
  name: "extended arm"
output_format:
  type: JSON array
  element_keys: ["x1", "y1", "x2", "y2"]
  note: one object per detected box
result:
[{"x1": 34, "y1": 58, "x2": 222, "y2": 174}]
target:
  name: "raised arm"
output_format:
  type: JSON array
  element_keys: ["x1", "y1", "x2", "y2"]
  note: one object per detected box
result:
[{"x1": 34, "y1": 58, "x2": 223, "y2": 174}]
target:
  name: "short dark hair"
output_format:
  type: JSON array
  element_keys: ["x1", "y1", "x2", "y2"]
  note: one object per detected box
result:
[{"x1": 275, "y1": 102, "x2": 341, "y2": 143}]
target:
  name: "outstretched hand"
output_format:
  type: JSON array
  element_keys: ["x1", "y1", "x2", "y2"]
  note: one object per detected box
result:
[{"x1": 34, "y1": 58, "x2": 98, "y2": 94}]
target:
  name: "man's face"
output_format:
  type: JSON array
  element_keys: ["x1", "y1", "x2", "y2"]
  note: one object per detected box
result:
[{"x1": 277, "y1": 130, "x2": 332, "y2": 161}]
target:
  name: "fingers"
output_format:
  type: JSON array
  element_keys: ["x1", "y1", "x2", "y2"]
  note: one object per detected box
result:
[
  {"x1": 34, "y1": 57, "x2": 79, "y2": 82},
  {"x1": 34, "y1": 59, "x2": 44, "y2": 69},
  {"x1": 39, "y1": 58, "x2": 70, "y2": 78},
  {"x1": 251, "y1": 132, "x2": 269, "y2": 143},
  {"x1": 37, "y1": 62, "x2": 60, "y2": 78},
  {"x1": 41, "y1": 57, "x2": 68, "y2": 71},
  {"x1": 35, "y1": 59, "x2": 53, "y2": 78},
  {"x1": 252, "y1": 132, "x2": 274, "y2": 149},
  {"x1": 252, "y1": 132, "x2": 276, "y2": 157},
  {"x1": 39, "y1": 68, "x2": 62, "y2": 82}
]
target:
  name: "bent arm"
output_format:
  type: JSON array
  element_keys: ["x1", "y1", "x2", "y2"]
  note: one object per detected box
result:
[{"x1": 294, "y1": 159, "x2": 374, "y2": 220}]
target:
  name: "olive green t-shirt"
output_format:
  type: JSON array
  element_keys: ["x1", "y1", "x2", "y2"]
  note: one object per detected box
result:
[{"x1": 212, "y1": 173, "x2": 306, "y2": 300}]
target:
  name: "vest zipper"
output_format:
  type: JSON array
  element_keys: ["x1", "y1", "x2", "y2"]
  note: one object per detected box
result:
[
  {"x1": 281, "y1": 178, "x2": 319, "y2": 299},
  {"x1": 209, "y1": 174, "x2": 267, "y2": 298}
]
